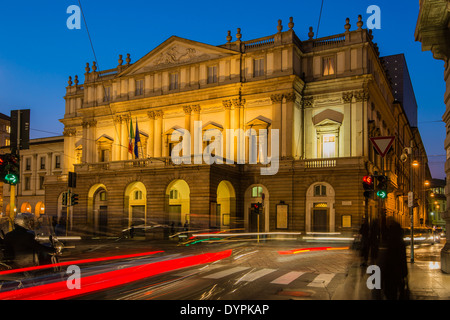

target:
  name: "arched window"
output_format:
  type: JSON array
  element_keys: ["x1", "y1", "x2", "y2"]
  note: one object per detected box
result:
[
  {"x1": 251, "y1": 186, "x2": 263, "y2": 198},
  {"x1": 134, "y1": 190, "x2": 143, "y2": 200},
  {"x1": 314, "y1": 184, "x2": 327, "y2": 196}
]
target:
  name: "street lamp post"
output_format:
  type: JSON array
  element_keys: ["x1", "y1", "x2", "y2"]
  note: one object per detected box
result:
[{"x1": 403, "y1": 141, "x2": 417, "y2": 263}]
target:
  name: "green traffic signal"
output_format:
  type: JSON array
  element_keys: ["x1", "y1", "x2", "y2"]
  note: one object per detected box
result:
[
  {"x1": 376, "y1": 190, "x2": 387, "y2": 199},
  {"x1": 4, "y1": 173, "x2": 18, "y2": 185}
]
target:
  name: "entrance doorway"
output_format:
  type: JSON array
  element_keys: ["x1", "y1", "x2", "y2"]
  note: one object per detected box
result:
[{"x1": 313, "y1": 209, "x2": 328, "y2": 232}]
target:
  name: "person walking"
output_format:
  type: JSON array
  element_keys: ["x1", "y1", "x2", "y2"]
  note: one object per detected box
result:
[
  {"x1": 359, "y1": 218, "x2": 370, "y2": 266},
  {"x1": 380, "y1": 217, "x2": 409, "y2": 300}
]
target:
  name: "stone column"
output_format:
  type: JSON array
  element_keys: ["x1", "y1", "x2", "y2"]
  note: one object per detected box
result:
[
  {"x1": 270, "y1": 94, "x2": 283, "y2": 159},
  {"x1": 222, "y1": 100, "x2": 232, "y2": 161},
  {"x1": 121, "y1": 115, "x2": 129, "y2": 161},
  {"x1": 63, "y1": 127, "x2": 76, "y2": 173},
  {"x1": 284, "y1": 92, "x2": 297, "y2": 159},
  {"x1": 232, "y1": 99, "x2": 245, "y2": 163},
  {"x1": 342, "y1": 92, "x2": 353, "y2": 157},
  {"x1": 154, "y1": 110, "x2": 164, "y2": 157},
  {"x1": 147, "y1": 111, "x2": 156, "y2": 158}
]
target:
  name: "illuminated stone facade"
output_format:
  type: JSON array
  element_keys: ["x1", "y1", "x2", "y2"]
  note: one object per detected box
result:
[{"x1": 46, "y1": 17, "x2": 428, "y2": 238}]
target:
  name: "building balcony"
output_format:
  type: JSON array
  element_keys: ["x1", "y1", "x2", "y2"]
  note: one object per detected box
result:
[{"x1": 72, "y1": 156, "x2": 365, "y2": 174}]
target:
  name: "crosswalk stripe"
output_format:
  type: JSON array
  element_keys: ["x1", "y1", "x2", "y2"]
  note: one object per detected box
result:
[
  {"x1": 203, "y1": 266, "x2": 250, "y2": 279},
  {"x1": 307, "y1": 273, "x2": 336, "y2": 288},
  {"x1": 270, "y1": 271, "x2": 306, "y2": 285},
  {"x1": 236, "y1": 268, "x2": 277, "y2": 283}
]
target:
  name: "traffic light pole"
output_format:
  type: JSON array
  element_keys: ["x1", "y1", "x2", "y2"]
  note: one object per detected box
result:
[{"x1": 9, "y1": 185, "x2": 15, "y2": 231}]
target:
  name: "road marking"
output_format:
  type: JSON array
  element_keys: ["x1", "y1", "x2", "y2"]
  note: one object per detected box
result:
[
  {"x1": 307, "y1": 273, "x2": 336, "y2": 288},
  {"x1": 174, "y1": 264, "x2": 223, "y2": 277},
  {"x1": 236, "y1": 268, "x2": 277, "y2": 283},
  {"x1": 271, "y1": 271, "x2": 306, "y2": 285},
  {"x1": 203, "y1": 266, "x2": 250, "y2": 279}
]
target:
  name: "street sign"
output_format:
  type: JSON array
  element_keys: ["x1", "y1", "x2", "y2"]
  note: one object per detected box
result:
[
  {"x1": 370, "y1": 136, "x2": 395, "y2": 158},
  {"x1": 408, "y1": 191, "x2": 414, "y2": 208}
]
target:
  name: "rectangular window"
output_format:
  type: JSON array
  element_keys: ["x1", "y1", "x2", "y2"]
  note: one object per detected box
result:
[
  {"x1": 5, "y1": 138, "x2": 10, "y2": 146},
  {"x1": 169, "y1": 73, "x2": 179, "y2": 90},
  {"x1": 55, "y1": 155, "x2": 61, "y2": 169},
  {"x1": 6, "y1": 125, "x2": 10, "y2": 134},
  {"x1": 322, "y1": 134, "x2": 336, "y2": 158},
  {"x1": 40, "y1": 157, "x2": 46, "y2": 170},
  {"x1": 39, "y1": 176, "x2": 45, "y2": 190},
  {"x1": 207, "y1": 66, "x2": 218, "y2": 84},
  {"x1": 323, "y1": 57, "x2": 335, "y2": 76},
  {"x1": 135, "y1": 79, "x2": 144, "y2": 96},
  {"x1": 25, "y1": 158, "x2": 31, "y2": 171},
  {"x1": 103, "y1": 86, "x2": 111, "y2": 102},
  {"x1": 25, "y1": 177, "x2": 30, "y2": 191},
  {"x1": 253, "y1": 58, "x2": 264, "y2": 77}
]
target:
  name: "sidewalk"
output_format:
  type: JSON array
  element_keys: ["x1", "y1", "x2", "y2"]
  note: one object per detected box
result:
[{"x1": 332, "y1": 255, "x2": 450, "y2": 300}]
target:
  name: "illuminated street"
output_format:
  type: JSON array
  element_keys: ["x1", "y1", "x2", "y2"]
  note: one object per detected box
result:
[{"x1": 0, "y1": 234, "x2": 447, "y2": 301}]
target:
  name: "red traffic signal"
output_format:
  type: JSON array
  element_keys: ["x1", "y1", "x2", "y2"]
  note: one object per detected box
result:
[{"x1": 363, "y1": 175, "x2": 373, "y2": 186}]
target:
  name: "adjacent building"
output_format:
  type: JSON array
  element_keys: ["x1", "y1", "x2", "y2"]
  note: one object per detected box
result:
[
  {"x1": 42, "y1": 16, "x2": 429, "y2": 239},
  {"x1": 1, "y1": 136, "x2": 64, "y2": 230},
  {"x1": 415, "y1": 0, "x2": 450, "y2": 272}
]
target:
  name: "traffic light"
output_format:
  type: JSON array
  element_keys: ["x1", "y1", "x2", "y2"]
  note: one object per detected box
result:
[
  {"x1": 376, "y1": 175, "x2": 388, "y2": 199},
  {"x1": 62, "y1": 192, "x2": 68, "y2": 206},
  {"x1": 0, "y1": 154, "x2": 7, "y2": 182},
  {"x1": 251, "y1": 202, "x2": 262, "y2": 214},
  {"x1": 362, "y1": 175, "x2": 374, "y2": 198},
  {"x1": 0, "y1": 153, "x2": 20, "y2": 185},
  {"x1": 71, "y1": 193, "x2": 79, "y2": 206}
]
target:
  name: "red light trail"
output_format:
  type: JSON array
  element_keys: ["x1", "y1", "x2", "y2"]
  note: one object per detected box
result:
[{"x1": 0, "y1": 249, "x2": 232, "y2": 300}]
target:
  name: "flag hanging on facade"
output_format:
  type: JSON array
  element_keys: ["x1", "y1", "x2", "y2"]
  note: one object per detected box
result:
[
  {"x1": 128, "y1": 117, "x2": 134, "y2": 155},
  {"x1": 134, "y1": 118, "x2": 141, "y2": 159}
]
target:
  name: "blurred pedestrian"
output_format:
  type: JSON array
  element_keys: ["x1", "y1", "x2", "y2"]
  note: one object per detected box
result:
[
  {"x1": 359, "y1": 218, "x2": 370, "y2": 266},
  {"x1": 369, "y1": 219, "x2": 380, "y2": 264},
  {"x1": 380, "y1": 217, "x2": 409, "y2": 300}
]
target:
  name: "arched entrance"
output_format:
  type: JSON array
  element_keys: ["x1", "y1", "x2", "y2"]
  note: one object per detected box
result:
[
  {"x1": 244, "y1": 184, "x2": 270, "y2": 232},
  {"x1": 125, "y1": 181, "x2": 147, "y2": 237},
  {"x1": 20, "y1": 202, "x2": 32, "y2": 213},
  {"x1": 35, "y1": 202, "x2": 45, "y2": 217},
  {"x1": 306, "y1": 182, "x2": 336, "y2": 232},
  {"x1": 216, "y1": 181, "x2": 236, "y2": 230},
  {"x1": 165, "y1": 180, "x2": 190, "y2": 230},
  {"x1": 88, "y1": 184, "x2": 108, "y2": 235}
]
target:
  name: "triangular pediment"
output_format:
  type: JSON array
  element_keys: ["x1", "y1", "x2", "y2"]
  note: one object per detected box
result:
[{"x1": 120, "y1": 36, "x2": 238, "y2": 76}]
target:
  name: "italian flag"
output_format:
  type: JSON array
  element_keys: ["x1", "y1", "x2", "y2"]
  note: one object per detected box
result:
[{"x1": 128, "y1": 117, "x2": 134, "y2": 155}]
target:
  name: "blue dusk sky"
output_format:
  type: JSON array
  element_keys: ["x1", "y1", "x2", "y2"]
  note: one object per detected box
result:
[{"x1": 0, "y1": 0, "x2": 446, "y2": 179}]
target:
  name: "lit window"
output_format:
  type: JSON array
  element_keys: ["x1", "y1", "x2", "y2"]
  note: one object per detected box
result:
[
  {"x1": 207, "y1": 66, "x2": 218, "y2": 84},
  {"x1": 6, "y1": 125, "x2": 11, "y2": 133},
  {"x1": 134, "y1": 190, "x2": 143, "y2": 200},
  {"x1": 323, "y1": 57, "x2": 335, "y2": 76},
  {"x1": 169, "y1": 189, "x2": 178, "y2": 200},
  {"x1": 251, "y1": 186, "x2": 263, "y2": 198},
  {"x1": 99, "y1": 191, "x2": 107, "y2": 201},
  {"x1": 253, "y1": 58, "x2": 264, "y2": 77},
  {"x1": 322, "y1": 134, "x2": 336, "y2": 158},
  {"x1": 135, "y1": 79, "x2": 144, "y2": 96},
  {"x1": 169, "y1": 73, "x2": 179, "y2": 90}
]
